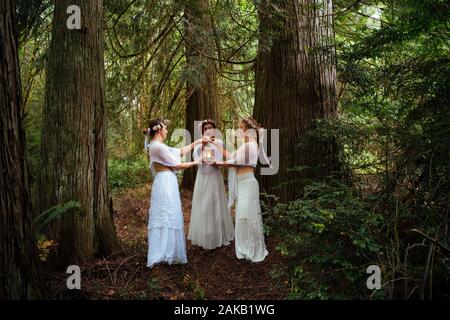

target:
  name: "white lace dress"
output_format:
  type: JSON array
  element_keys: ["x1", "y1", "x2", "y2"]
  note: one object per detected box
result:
[
  {"x1": 188, "y1": 140, "x2": 235, "y2": 249},
  {"x1": 146, "y1": 140, "x2": 187, "y2": 267}
]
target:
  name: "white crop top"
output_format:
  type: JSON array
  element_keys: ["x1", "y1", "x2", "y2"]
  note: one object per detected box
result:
[
  {"x1": 226, "y1": 140, "x2": 258, "y2": 167},
  {"x1": 147, "y1": 140, "x2": 181, "y2": 176}
]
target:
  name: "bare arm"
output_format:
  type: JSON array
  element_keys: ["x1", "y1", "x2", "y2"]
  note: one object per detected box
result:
[
  {"x1": 212, "y1": 140, "x2": 233, "y2": 159},
  {"x1": 179, "y1": 137, "x2": 208, "y2": 156},
  {"x1": 210, "y1": 159, "x2": 243, "y2": 168},
  {"x1": 174, "y1": 160, "x2": 201, "y2": 170}
]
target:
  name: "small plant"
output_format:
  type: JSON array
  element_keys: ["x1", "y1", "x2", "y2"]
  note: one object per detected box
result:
[
  {"x1": 108, "y1": 155, "x2": 149, "y2": 192},
  {"x1": 182, "y1": 274, "x2": 206, "y2": 299},
  {"x1": 34, "y1": 201, "x2": 81, "y2": 261},
  {"x1": 147, "y1": 277, "x2": 161, "y2": 294},
  {"x1": 265, "y1": 180, "x2": 383, "y2": 299},
  {"x1": 34, "y1": 201, "x2": 81, "y2": 234},
  {"x1": 36, "y1": 234, "x2": 56, "y2": 262}
]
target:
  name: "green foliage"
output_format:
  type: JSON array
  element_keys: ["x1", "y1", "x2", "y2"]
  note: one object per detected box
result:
[
  {"x1": 335, "y1": 0, "x2": 450, "y2": 300},
  {"x1": 147, "y1": 277, "x2": 162, "y2": 294},
  {"x1": 16, "y1": 0, "x2": 449, "y2": 300},
  {"x1": 24, "y1": 117, "x2": 42, "y2": 189},
  {"x1": 267, "y1": 0, "x2": 450, "y2": 299},
  {"x1": 193, "y1": 284, "x2": 206, "y2": 300},
  {"x1": 34, "y1": 201, "x2": 81, "y2": 234},
  {"x1": 108, "y1": 154, "x2": 150, "y2": 192},
  {"x1": 34, "y1": 201, "x2": 81, "y2": 262},
  {"x1": 264, "y1": 180, "x2": 384, "y2": 299},
  {"x1": 16, "y1": 0, "x2": 49, "y2": 42}
]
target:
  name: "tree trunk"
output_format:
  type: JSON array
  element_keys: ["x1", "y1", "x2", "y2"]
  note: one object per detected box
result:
[
  {"x1": 39, "y1": 0, "x2": 120, "y2": 265},
  {"x1": 0, "y1": 0, "x2": 42, "y2": 299},
  {"x1": 253, "y1": 0, "x2": 339, "y2": 201},
  {"x1": 182, "y1": 0, "x2": 219, "y2": 191}
]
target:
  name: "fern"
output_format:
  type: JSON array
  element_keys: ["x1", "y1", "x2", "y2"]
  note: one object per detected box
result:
[{"x1": 34, "y1": 201, "x2": 81, "y2": 233}]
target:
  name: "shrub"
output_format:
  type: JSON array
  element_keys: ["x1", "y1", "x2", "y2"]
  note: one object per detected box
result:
[
  {"x1": 264, "y1": 180, "x2": 384, "y2": 299},
  {"x1": 108, "y1": 155, "x2": 150, "y2": 192}
]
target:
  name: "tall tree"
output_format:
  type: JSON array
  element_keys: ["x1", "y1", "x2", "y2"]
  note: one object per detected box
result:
[
  {"x1": 253, "y1": 0, "x2": 339, "y2": 201},
  {"x1": 0, "y1": 0, "x2": 42, "y2": 299},
  {"x1": 182, "y1": 0, "x2": 219, "y2": 190},
  {"x1": 39, "y1": 0, "x2": 120, "y2": 265}
]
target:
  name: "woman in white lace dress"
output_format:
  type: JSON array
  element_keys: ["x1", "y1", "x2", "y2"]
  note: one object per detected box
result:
[
  {"x1": 212, "y1": 118, "x2": 269, "y2": 262},
  {"x1": 144, "y1": 118, "x2": 208, "y2": 268},
  {"x1": 188, "y1": 119, "x2": 234, "y2": 250}
]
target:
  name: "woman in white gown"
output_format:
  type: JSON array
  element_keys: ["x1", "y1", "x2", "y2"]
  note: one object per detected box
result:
[
  {"x1": 188, "y1": 119, "x2": 235, "y2": 249},
  {"x1": 144, "y1": 118, "x2": 208, "y2": 268},
  {"x1": 212, "y1": 117, "x2": 269, "y2": 262}
]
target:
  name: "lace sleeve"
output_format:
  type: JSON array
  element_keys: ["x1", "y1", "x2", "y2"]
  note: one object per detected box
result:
[{"x1": 149, "y1": 142, "x2": 181, "y2": 167}]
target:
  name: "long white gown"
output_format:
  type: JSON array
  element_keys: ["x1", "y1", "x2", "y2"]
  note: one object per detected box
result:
[
  {"x1": 227, "y1": 141, "x2": 268, "y2": 262},
  {"x1": 188, "y1": 139, "x2": 235, "y2": 249},
  {"x1": 146, "y1": 140, "x2": 187, "y2": 268}
]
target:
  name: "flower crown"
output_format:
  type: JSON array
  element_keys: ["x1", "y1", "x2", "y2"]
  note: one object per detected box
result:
[
  {"x1": 198, "y1": 119, "x2": 216, "y2": 130},
  {"x1": 152, "y1": 123, "x2": 164, "y2": 132},
  {"x1": 144, "y1": 123, "x2": 165, "y2": 136}
]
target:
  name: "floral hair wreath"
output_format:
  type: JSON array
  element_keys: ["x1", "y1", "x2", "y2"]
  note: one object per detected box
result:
[
  {"x1": 152, "y1": 123, "x2": 164, "y2": 132},
  {"x1": 145, "y1": 119, "x2": 170, "y2": 135},
  {"x1": 198, "y1": 119, "x2": 217, "y2": 130}
]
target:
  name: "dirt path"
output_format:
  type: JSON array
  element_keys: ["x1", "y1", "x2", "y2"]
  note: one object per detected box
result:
[{"x1": 50, "y1": 185, "x2": 289, "y2": 300}]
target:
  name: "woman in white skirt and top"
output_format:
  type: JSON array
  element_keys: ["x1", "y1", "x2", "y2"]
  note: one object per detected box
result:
[
  {"x1": 212, "y1": 117, "x2": 269, "y2": 262},
  {"x1": 144, "y1": 118, "x2": 208, "y2": 268},
  {"x1": 188, "y1": 119, "x2": 235, "y2": 250}
]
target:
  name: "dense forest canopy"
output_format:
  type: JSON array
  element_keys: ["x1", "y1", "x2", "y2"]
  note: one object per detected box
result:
[{"x1": 0, "y1": 0, "x2": 448, "y2": 300}]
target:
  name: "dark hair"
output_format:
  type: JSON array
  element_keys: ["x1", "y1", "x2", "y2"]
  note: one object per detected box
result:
[
  {"x1": 201, "y1": 119, "x2": 217, "y2": 133},
  {"x1": 143, "y1": 118, "x2": 167, "y2": 138}
]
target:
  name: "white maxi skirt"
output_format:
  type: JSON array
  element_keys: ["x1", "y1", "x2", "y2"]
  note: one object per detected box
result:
[
  {"x1": 188, "y1": 169, "x2": 235, "y2": 249},
  {"x1": 235, "y1": 172, "x2": 268, "y2": 262},
  {"x1": 147, "y1": 171, "x2": 187, "y2": 267}
]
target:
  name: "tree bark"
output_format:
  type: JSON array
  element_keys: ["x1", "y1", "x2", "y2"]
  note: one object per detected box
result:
[
  {"x1": 39, "y1": 0, "x2": 120, "y2": 265},
  {"x1": 182, "y1": 0, "x2": 219, "y2": 191},
  {"x1": 253, "y1": 0, "x2": 339, "y2": 201},
  {"x1": 0, "y1": 0, "x2": 42, "y2": 299}
]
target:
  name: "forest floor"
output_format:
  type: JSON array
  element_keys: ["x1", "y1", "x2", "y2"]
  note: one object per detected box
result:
[{"x1": 48, "y1": 184, "x2": 289, "y2": 300}]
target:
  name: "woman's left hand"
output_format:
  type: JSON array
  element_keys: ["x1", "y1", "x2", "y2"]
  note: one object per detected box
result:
[{"x1": 201, "y1": 136, "x2": 210, "y2": 144}]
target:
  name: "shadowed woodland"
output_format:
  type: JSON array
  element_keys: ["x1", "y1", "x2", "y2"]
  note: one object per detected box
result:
[{"x1": 0, "y1": 0, "x2": 449, "y2": 300}]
